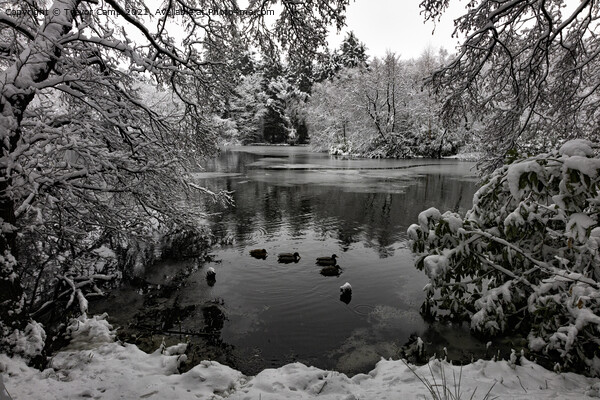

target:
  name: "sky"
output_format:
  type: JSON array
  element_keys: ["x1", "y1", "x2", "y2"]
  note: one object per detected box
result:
[{"x1": 327, "y1": 0, "x2": 468, "y2": 60}]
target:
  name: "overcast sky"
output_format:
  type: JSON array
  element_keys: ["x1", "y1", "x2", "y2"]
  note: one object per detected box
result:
[{"x1": 328, "y1": 0, "x2": 467, "y2": 60}]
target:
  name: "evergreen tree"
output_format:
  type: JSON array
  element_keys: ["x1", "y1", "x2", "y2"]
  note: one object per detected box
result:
[{"x1": 339, "y1": 31, "x2": 368, "y2": 68}]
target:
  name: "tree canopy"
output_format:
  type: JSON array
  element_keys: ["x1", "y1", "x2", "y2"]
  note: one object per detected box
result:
[
  {"x1": 305, "y1": 48, "x2": 466, "y2": 158},
  {"x1": 409, "y1": 0, "x2": 600, "y2": 375},
  {"x1": 420, "y1": 0, "x2": 600, "y2": 170},
  {"x1": 0, "y1": 0, "x2": 349, "y2": 358}
]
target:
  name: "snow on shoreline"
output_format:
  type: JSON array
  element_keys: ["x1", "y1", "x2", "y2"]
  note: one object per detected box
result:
[{"x1": 1, "y1": 314, "x2": 599, "y2": 399}]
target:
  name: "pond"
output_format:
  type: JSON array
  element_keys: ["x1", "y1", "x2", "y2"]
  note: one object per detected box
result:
[{"x1": 92, "y1": 146, "x2": 498, "y2": 376}]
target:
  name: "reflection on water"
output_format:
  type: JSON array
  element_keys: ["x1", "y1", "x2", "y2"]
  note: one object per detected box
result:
[
  {"x1": 94, "y1": 146, "x2": 483, "y2": 375},
  {"x1": 199, "y1": 147, "x2": 477, "y2": 257}
]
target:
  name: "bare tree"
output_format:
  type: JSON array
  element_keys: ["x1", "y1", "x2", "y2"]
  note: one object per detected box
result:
[
  {"x1": 0, "y1": 0, "x2": 348, "y2": 354},
  {"x1": 306, "y1": 67, "x2": 368, "y2": 152},
  {"x1": 420, "y1": 0, "x2": 600, "y2": 170}
]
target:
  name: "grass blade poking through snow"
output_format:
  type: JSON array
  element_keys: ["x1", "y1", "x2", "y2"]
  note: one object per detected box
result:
[
  {"x1": 401, "y1": 359, "x2": 497, "y2": 400},
  {"x1": 0, "y1": 374, "x2": 14, "y2": 400}
]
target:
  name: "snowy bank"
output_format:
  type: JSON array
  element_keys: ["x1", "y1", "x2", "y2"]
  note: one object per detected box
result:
[
  {"x1": 445, "y1": 152, "x2": 482, "y2": 161},
  {"x1": 1, "y1": 315, "x2": 599, "y2": 399}
]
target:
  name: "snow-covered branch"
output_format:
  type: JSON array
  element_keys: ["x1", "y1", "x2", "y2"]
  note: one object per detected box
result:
[{"x1": 409, "y1": 139, "x2": 600, "y2": 374}]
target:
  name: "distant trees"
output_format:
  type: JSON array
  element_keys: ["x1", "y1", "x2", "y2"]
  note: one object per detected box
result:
[
  {"x1": 306, "y1": 45, "x2": 466, "y2": 158},
  {"x1": 213, "y1": 57, "x2": 311, "y2": 145},
  {"x1": 0, "y1": 0, "x2": 348, "y2": 359},
  {"x1": 305, "y1": 68, "x2": 367, "y2": 154},
  {"x1": 338, "y1": 31, "x2": 368, "y2": 69},
  {"x1": 214, "y1": 31, "x2": 370, "y2": 146},
  {"x1": 420, "y1": 0, "x2": 600, "y2": 170},
  {"x1": 215, "y1": 69, "x2": 269, "y2": 144}
]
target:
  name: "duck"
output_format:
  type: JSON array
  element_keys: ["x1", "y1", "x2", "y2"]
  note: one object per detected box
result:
[
  {"x1": 277, "y1": 252, "x2": 301, "y2": 263},
  {"x1": 206, "y1": 267, "x2": 216, "y2": 280},
  {"x1": 320, "y1": 264, "x2": 341, "y2": 277},
  {"x1": 316, "y1": 254, "x2": 337, "y2": 266},
  {"x1": 340, "y1": 282, "x2": 352, "y2": 294},
  {"x1": 249, "y1": 249, "x2": 267, "y2": 259},
  {"x1": 340, "y1": 282, "x2": 352, "y2": 304}
]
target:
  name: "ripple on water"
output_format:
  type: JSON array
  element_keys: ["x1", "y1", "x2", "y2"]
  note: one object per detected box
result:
[{"x1": 97, "y1": 148, "x2": 481, "y2": 375}]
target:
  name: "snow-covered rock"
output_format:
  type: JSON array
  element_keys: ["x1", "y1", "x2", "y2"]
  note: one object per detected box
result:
[{"x1": 206, "y1": 266, "x2": 216, "y2": 279}]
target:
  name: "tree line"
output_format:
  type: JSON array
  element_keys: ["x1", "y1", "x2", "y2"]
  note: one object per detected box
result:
[{"x1": 213, "y1": 32, "x2": 472, "y2": 159}]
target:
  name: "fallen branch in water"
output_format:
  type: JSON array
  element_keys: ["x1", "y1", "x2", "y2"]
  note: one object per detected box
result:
[{"x1": 31, "y1": 274, "x2": 118, "y2": 318}]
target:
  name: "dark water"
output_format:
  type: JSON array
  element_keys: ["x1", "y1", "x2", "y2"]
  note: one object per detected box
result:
[{"x1": 93, "y1": 146, "x2": 488, "y2": 375}]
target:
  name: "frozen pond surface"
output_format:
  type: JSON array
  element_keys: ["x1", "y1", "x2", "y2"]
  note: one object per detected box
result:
[{"x1": 94, "y1": 146, "x2": 486, "y2": 375}]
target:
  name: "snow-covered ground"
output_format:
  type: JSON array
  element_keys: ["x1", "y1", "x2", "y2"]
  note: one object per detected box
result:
[
  {"x1": 0, "y1": 317, "x2": 600, "y2": 400},
  {"x1": 2, "y1": 314, "x2": 599, "y2": 399}
]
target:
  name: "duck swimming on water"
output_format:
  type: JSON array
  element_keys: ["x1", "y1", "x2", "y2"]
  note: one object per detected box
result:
[
  {"x1": 278, "y1": 252, "x2": 301, "y2": 263},
  {"x1": 320, "y1": 264, "x2": 341, "y2": 277},
  {"x1": 206, "y1": 267, "x2": 216, "y2": 280},
  {"x1": 249, "y1": 249, "x2": 267, "y2": 259},
  {"x1": 316, "y1": 254, "x2": 337, "y2": 266}
]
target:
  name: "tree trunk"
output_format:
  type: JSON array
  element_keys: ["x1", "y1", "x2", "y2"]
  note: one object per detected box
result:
[
  {"x1": 0, "y1": 0, "x2": 80, "y2": 338},
  {"x1": 436, "y1": 129, "x2": 448, "y2": 159}
]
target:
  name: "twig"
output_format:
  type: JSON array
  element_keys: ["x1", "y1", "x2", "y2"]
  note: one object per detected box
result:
[
  {"x1": 0, "y1": 374, "x2": 14, "y2": 400},
  {"x1": 317, "y1": 380, "x2": 328, "y2": 394},
  {"x1": 516, "y1": 375, "x2": 527, "y2": 393}
]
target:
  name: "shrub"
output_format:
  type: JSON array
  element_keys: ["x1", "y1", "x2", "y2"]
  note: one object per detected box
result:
[{"x1": 408, "y1": 139, "x2": 600, "y2": 374}]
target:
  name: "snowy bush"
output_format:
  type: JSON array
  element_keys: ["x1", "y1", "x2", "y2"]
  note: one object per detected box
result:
[
  {"x1": 408, "y1": 139, "x2": 600, "y2": 374},
  {"x1": 64, "y1": 314, "x2": 115, "y2": 351},
  {"x1": 6, "y1": 321, "x2": 46, "y2": 360},
  {"x1": 329, "y1": 143, "x2": 353, "y2": 156}
]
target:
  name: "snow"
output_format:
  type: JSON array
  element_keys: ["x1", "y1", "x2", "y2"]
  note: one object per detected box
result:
[
  {"x1": 416, "y1": 337, "x2": 424, "y2": 353},
  {"x1": 504, "y1": 207, "x2": 526, "y2": 228},
  {"x1": 417, "y1": 207, "x2": 441, "y2": 231},
  {"x1": 559, "y1": 139, "x2": 595, "y2": 157},
  {"x1": 340, "y1": 282, "x2": 352, "y2": 292},
  {"x1": 91, "y1": 245, "x2": 116, "y2": 259},
  {"x1": 406, "y1": 223, "x2": 420, "y2": 240},
  {"x1": 423, "y1": 254, "x2": 449, "y2": 281},
  {"x1": 528, "y1": 333, "x2": 547, "y2": 352},
  {"x1": 2, "y1": 321, "x2": 599, "y2": 400},
  {"x1": 506, "y1": 160, "x2": 543, "y2": 200},
  {"x1": 590, "y1": 227, "x2": 600, "y2": 251},
  {"x1": 442, "y1": 211, "x2": 463, "y2": 233},
  {"x1": 445, "y1": 151, "x2": 482, "y2": 161},
  {"x1": 207, "y1": 266, "x2": 216, "y2": 278},
  {"x1": 563, "y1": 156, "x2": 600, "y2": 179},
  {"x1": 566, "y1": 213, "x2": 596, "y2": 242},
  {"x1": 164, "y1": 343, "x2": 188, "y2": 356},
  {"x1": 6, "y1": 321, "x2": 46, "y2": 359},
  {"x1": 63, "y1": 314, "x2": 115, "y2": 351}
]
